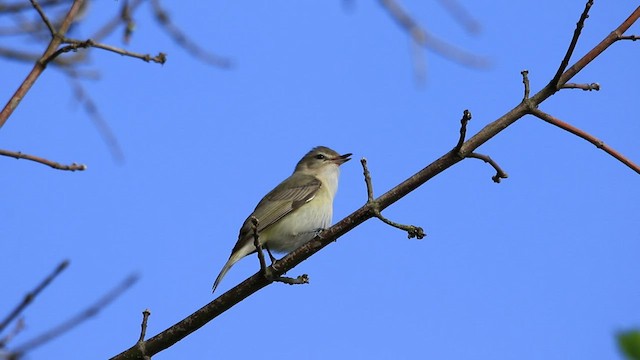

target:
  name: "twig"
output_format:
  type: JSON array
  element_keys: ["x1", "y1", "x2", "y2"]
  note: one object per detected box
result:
[
  {"x1": 250, "y1": 217, "x2": 267, "y2": 274},
  {"x1": 0, "y1": 260, "x2": 69, "y2": 334},
  {"x1": 250, "y1": 217, "x2": 308, "y2": 286},
  {"x1": 91, "y1": 0, "x2": 145, "y2": 43},
  {"x1": 70, "y1": 81, "x2": 125, "y2": 163},
  {"x1": 12, "y1": 274, "x2": 139, "y2": 355},
  {"x1": 454, "y1": 109, "x2": 472, "y2": 152},
  {"x1": 551, "y1": 0, "x2": 594, "y2": 88},
  {"x1": 521, "y1": 70, "x2": 530, "y2": 100},
  {"x1": 0, "y1": 0, "x2": 86, "y2": 129},
  {"x1": 0, "y1": 0, "x2": 63, "y2": 13},
  {"x1": 617, "y1": 35, "x2": 640, "y2": 41},
  {"x1": 150, "y1": 0, "x2": 232, "y2": 68},
  {"x1": 467, "y1": 153, "x2": 509, "y2": 183},
  {"x1": 46, "y1": 38, "x2": 166, "y2": 65},
  {"x1": 138, "y1": 309, "x2": 151, "y2": 342},
  {"x1": 0, "y1": 318, "x2": 25, "y2": 349},
  {"x1": 0, "y1": 148, "x2": 87, "y2": 171},
  {"x1": 29, "y1": 0, "x2": 56, "y2": 36},
  {"x1": 361, "y1": 158, "x2": 425, "y2": 239},
  {"x1": 530, "y1": 108, "x2": 640, "y2": 174},
  {"x1": 379, "y1": 0, "x2": 490, "y2": 68},
  {"x1": 436, "y1": 0, "x2": 481, "y2": 34},
  {"x1": 561, "y1": 82, "x2": 600, "y2": 91},
  {"x1": 555, "y1": 6, "x2": 640, "y2": 88}
]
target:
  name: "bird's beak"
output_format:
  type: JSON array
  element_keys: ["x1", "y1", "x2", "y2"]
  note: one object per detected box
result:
[{"x1": 334, "y1": 153, "x2": 352, "y2": 165}]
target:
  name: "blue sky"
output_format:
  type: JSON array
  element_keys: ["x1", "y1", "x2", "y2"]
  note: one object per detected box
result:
[{"x1": 1, "y1": 1, "x2": 639, "y2": 359}]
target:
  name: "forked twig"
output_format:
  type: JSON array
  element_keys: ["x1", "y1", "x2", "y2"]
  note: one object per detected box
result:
[{"x1": 361, "y1": 158, "x2": 425, "y2": 239}]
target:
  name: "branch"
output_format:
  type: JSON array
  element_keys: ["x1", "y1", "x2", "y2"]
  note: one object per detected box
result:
[
  {"x1": 454, "y1": 109, "x2": 472, "y2": 152},
  {"x1": 466, "y1": 153, "x2": 509, "y2": 183},
  {"x1": 0, "y1": 260, "x2": 69, "y2": 334},
  {"x1": 561, "y1": 82, "x2": 600, "y2": 91},
  {"x1": 550, "y1": 0, "x2": 593, "y2": 88},
  {"x1": 0, "y1": 0, "x2": 86, "y2": 129},
  {"x1": 0, "y1": 148, "x2": 87, "y2": 171},
  {"x1": 48, "y1": 38, "x2": 166, "y2": 65},
  {"x1": 29, "y1": 0, "x2": 56, "y2": 36},
  {"x1": 150, "y1": 0, "x2": 232, "y2": 68},
  {"x1": 361, "y1": 158, "x2": 425, "y2": 239},
  {"x1": 12, "y1": 274, "x2": 139, "y2": 356},
  {"x1": 530, "y1": 108, "x2": 640, "y2": 174},
  {"x1": 379, "y1": 0, "x2": 490, "y2": 68}
]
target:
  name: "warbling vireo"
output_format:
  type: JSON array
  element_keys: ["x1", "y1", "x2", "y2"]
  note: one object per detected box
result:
[{"x1": 212, "y1": 146, "x2": 351, "y2": 293}]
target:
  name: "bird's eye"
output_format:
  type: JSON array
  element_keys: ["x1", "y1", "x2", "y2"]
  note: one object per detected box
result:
[{"x1": 315, "y1": 154, "x2": 326, "y2": 160}]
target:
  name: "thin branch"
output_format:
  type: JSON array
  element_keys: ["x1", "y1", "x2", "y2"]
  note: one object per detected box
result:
[
  {"x1": 12, "y1": 274, "x2": 139, "y2": 356},
  {"x1": 138, "y1": 309, "x2": 151, "y2": 342},
  {"x1": 379, "y1": 0, "x2": 490, "y2": 68},
  {"x1": 150, "y1": 0, "x2": 232, "y2": 68},
  {"x1": 0, "y1": 0, "x2": 64, "y2": 13},
  {"x1": 70, "y1": 80, "x2": 125, "y2": 163},
  {"x1": 47, "y1": 38, "x2": 166, "y2": 65},
  {"x1": 29, "y1": 0, "x2": 56, "y2": 36},
  {"x1": 454, "y1": 109, "x2": 472, "y2": 152},
  {"x1": 521, "y1": 70, "x2": 530, "y2": 100},
  {"x1": 0, "y1": 260, "x2": 69, "y2": 334},
  {"x1": 561, "y1": 82, "x2": 600, "y2": 91},
  {"x1": 0, "y1": 318, "x2": 25, "y2": 349},
  {"x1": 0, "y1": 148, "x2": 87, "y2": 171},
  {"x1": 0, "y1": 0, "x2": 86, "y2": 129},
  {"x1": 551, "y1": 0, "x2": 594, "y2": 88},
  {"x1": 530, "y1": 108, "x2": 640, "y2": 174},
  {"x1": 466, "y1": 153, "x2": 509, "y2": 183},
  {"x1": 617, "y1": 35, "x2": 640, "y2": 41},
  {"x1": 249, "y1": 217, "x2": 309, "y2": 287},
  {"x1": 361, "y1": 158, "x2": 426, "y2": 239},
  {"x1": 555, "y1": 6, "x2": 640, "y2": 88},
  {"x1": 250, "y1": 217, "x2": 268, "y2": 274},
  {"x1": 436, "y1": 0, "x2": 481, "y2": 34}
]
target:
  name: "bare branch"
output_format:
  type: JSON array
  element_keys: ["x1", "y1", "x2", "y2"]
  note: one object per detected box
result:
[
  {"x1": 150, "y1": 0, "x2": 232, "y2": 68},
  {"x1": 454, "y1": 109, "x2": 472, "y2": 153},
  {"x1": 379, "y1": 0, "x2": 490, "y2": 68},
  {"x1": 70, "y1": 81, "x2": 125, "y2": 163},
  {"x1": 0, "y1": 148, "x2": 86, "y2": 171},
  {"x1": 138, "y1": 309, "x2": 151, "y2": 342},
  {"x1": 29, "y1": 0, "x2": 56, "y2": 36},
  {"x1": 466, "y1": 153, "x2": 509, "y2": 183},
  {"x1": 12, "y1": 274, "x2": 139, "y2": 356},
  {"x1": 46, "y1": 38, "x2": 166, "y2": 65},
  {"x1": 436, "y1": 0, "x2": 481, "y2": 34},
  {"x1": 617, "y1": 35, "x2": 640, "y2": 41},
  {"x1": 521, "y1": 70, "x2": 530, "y2": 100},
  {"x1": 555, "y1": 6, "x2": 640, "y2": 88},
  {"x1": 361, "y1": 158, "x2": 426, "y2": 239},
  {"x1": 561, "y1": 82, "x2": 600, "y2": 91},
  {"x1": 0, "y1": 0, "x2": 86, "y2": 129},
  {"x1": 0, "y1": 260, "x2": 69, "y2": 334},
  {"x1": 530, "y1": 108, "x2": 640, "y2": 174},
  {"x1": 0, "y1": 0, "x2": 64, "y2": 14},
  {"x1": 551, "y1": 0, "x2": 594, "y2": 89}
]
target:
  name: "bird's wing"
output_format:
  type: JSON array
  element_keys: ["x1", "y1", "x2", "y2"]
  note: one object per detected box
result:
[{"x1": 231, "y1": 173, "x2": 321, "y2": 254}]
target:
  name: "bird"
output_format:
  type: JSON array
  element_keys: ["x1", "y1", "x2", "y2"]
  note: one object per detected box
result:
[{"x1": 212, "y1": 146, "x2": 351, "y2": 293}]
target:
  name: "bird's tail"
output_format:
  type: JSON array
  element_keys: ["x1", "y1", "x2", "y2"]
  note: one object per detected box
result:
[{"x1": 212, "y1": 247, "x2": 250, "y2": 293}]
